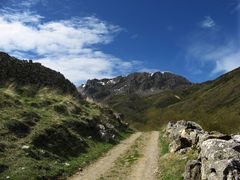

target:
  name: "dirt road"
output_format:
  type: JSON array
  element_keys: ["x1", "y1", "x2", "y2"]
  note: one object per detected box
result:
[
  {"x1": 69, "y1": 131, "x2": 160, "y2": 180},
  {"x1": 69, "y1": 132, "x2": 142, "y2": 180},
  {"x1": 128, "y1": 131, "x2": 159, "y2": 180}
]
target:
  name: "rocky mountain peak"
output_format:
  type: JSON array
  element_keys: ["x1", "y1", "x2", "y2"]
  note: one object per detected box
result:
[{"x1": 79, "y1": 71, "x2": 192, "y2": 101}]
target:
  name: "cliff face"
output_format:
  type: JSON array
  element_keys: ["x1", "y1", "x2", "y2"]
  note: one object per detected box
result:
[
  {"x1": 79, "y1": 72, "x2": 192, "y2": 101},
  {"x1": 0, "y1": 52, "x2": 78, "y2": 96}
]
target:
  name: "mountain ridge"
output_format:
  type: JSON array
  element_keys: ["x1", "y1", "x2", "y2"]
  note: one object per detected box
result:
[
  {"x1": 0, "y1": 52, "x2": 79, "y2": 97},
  {"x1": 79, "y1": 67, "x2": 240, "y2": 133},
  {"x1": 79, "y1": 71, "x2": 192, "y2": 101}
]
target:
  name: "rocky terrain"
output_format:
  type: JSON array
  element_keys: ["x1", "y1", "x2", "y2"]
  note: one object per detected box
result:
[
  {"x1": 166, "y1": 120, "x2": 240, "y2": 180},
  {"x1": 79, "y1": 71, "x2": 192, "y2": 101}
]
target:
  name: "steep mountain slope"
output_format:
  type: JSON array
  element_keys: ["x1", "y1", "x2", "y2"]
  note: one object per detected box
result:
[
  {"x1": 0, "y1": 53, "x2": 129, "y2": 179},
  {"x1": 79, "y1": 72, "x2": 192, "y2": 101},
  {"x1": 156, "y1": 67, "x2": 240, "y2": 133},
  {"x1": 80, "y1": 68, "x2": 240, "y2": 133}
]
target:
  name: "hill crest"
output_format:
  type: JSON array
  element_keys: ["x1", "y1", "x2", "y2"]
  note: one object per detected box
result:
[{"x1": 0, "y1": 52, "x2": 79, "y2": 96}]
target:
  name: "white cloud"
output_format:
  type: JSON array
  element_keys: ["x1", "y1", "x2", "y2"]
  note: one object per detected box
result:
[
  {"x1": 186, "y1": 40, "x2": 240, "y2": 74},
  {"x1": 200, "y1": 16, "x2": 216, "y2": 29},
  {"x1": 0, "y1": 10, "x2": 139, "y2": 84},
  {"x1": 0, "y1": 12, "x2": 120, "y2": 55},
  {"x1": 37, "y1": 53, "x2": 140, "y2": 83},
  {"x1": 0, "y1": 9, "x2": 43, "y2": 23},
  {"x1": 210, "y1": 50, "x2": 240, "y2": 74},
  {"x1": 213, "y1": 52, "x2": 240, "y2": 73}
]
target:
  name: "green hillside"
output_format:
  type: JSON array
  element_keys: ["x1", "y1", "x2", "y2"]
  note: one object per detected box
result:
[
  {"x1": 104, "y1": 68, "x2": 240, "y2": 134},
  {"x1": 0, "y1": 53, "x2": 130, "y2": 179},
  {"x1": 0, "y1": 83, "x2": 129, "y2": 179}
]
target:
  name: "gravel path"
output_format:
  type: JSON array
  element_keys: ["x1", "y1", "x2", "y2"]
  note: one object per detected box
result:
[
  {"x1": 69, "y1": 132, "x2": 142, "y2": 180},
  {"x1": 127, "y1": 131, "x2": 160, "y2": 180}
]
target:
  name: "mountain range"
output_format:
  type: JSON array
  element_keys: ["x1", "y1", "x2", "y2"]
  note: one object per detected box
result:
[
  {"x1": 79, "y1": 72, "x2": 191, "y2": 100},
  {"x1": 80, "y1": 67, "x2": 240, "y2": 133},
  {"x1": 1, "y1": 52, "x2": 240, "y2": 179}
]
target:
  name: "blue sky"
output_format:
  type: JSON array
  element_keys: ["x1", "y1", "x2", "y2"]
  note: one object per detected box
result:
[{"x1": 0, "y1": 0, "x2": 239, "y2": 84}]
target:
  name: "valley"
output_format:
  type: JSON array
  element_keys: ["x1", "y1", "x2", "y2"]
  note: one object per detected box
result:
[
  {"x1": 0, "y1": 0, "x2": 238, "y2": 179},
  {"x1": 1, "y1": 53, "x2": 240, "y2": 179},
  {"x1": 80, "y1": 68, "x2": 240, "y2": 134}
]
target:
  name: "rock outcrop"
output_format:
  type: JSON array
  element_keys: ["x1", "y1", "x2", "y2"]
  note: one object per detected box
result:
[
  {"x1": 200, "y1": 139, "x2": 240, "y2": 179},
  {"x1": 166, "y1": 120, "x2": 205, "y2": 153},
  {"x1": 0, "y1": 52, "x2": 79, "y2": 96},
  {"x1": 166, "y1": 120, "x2": 240, "y2": 180},
  {"x1": 79, "y1": 72, "x2": 192, "y2": 101}
]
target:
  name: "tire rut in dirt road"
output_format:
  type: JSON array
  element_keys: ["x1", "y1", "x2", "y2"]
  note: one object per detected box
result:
[
  {"x1": 69, "y1": 132, "x2": 142, "y2": 180},
  {"x1": 97, "y1": 132, "x2": 147, "y2": 180},
  {"x1": 128, "y1": 131, "x2": 160, "y2": 180}
]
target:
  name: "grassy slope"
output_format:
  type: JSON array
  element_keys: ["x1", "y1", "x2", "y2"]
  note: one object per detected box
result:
[
  {"x1": 0, "y1": 84, "x2": 129, "y2": 179},
  {"x1": 104, "y1": 90, "x2": 183, "y2": 131},
  {"x1": 157, "y1": 68, "x2": 240, "y2": 134},
  {"x1": 104, "y1": 68, "x2": 240, "y2": 134}
]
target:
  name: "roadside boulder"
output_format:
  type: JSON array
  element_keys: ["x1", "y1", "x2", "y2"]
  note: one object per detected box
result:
[
  {"x1": 166, "y1": 120, "x2": 205, "y2": 152},
  {"x1": 200, "y1": 139, "x2": 240, "y2": 179},
  {"x1": 166, "y1": 121, "x2": 240, "y2": 180},
  {"x1": 88, "y1": 118, "x2": 116, "y2": 143}
]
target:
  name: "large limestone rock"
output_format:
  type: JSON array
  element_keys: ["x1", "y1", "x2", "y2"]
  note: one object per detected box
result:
[
  {"x1": 165, "y1": 120, "x2": 240, "y2": 180},
  {"x1": 200, "y1": 139, "x2": 240, "y2": 180},
  {"x1": 166, "y1": 120, "x2": 205, "y2": 152},
  {"x1": 166, "y1": 121, "x2": 240, "y2": 180}
]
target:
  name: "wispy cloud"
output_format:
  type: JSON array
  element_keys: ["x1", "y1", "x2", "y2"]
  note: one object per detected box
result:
[
  {"x1": 0, "y1": 9, "x2": 43, "y2": 23},
  {"x1": 186, "y1": 38, "x2": 240, "y2": 75},
  {"x1": 184, "y1": 12, "x2": 240, "y2": 77},
  {"x1": 0, "y1": 9, "x2": 141, "y2": 84},
  {"x1": 37, "y1": 53, "x2": 141, "y2": 83},
  {"x1": 200, "y1": 16, "x2": 216, "y2": 29},
  {"x1": 213, "y1": 52, "x2": 240, "y2": 73},
  {"x1": 8, "y1": 0, "x2": 47, "y2": 9}
]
